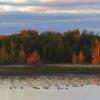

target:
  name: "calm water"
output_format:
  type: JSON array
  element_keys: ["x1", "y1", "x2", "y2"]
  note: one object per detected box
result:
[
  {"x1": 0, "y1": 75, "x2": 100, "y2": 100},
  {"x1": 0, "y1": 12, "x2": 100, "y2": 34}
]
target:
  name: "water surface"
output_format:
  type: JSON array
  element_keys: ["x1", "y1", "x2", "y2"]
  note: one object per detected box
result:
[{"x1": 0, "y1": 75, "x2": 100, "y2": 100}]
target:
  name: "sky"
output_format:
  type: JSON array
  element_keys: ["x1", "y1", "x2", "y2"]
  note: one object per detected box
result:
[
  {"x1": 0, "y1": 0, "x2": 100, "y2": 34},
  {"x1": 0, "y1": 0, "x2": 100, "y2": 13}
]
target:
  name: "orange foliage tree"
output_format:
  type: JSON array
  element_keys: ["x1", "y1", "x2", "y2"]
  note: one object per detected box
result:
[
  {"x1": 92, "y1": 40, "x2": 100, "y2": 64},
  {"x1": 27, "y1": 51, "x2": 40, "y2": 64}
]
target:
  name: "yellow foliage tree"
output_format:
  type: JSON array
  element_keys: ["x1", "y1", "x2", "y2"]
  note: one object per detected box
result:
[
  {"x1": 0, "y1": 46, "x2": 10, "y2": 64},
  {"x1": 78, "y1": 51, "x2": 85, "y2": 64},
  {"x1": 72, "y1": 53, "x2": 78, "y2": 64}
]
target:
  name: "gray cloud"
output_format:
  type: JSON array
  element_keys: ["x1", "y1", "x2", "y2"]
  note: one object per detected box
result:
[
  {"x1": 0, "y1": 1, "x2": 100, "y2": 13},
  {"x1": 0, "y1": 0, "x2": 100, "y2": 7},
  {"x1": 0, "y1": 0, "x2": 99, "y2": 13},
  {"x1": 0, "y1": 12, "x2": 100, "y2": 34}
]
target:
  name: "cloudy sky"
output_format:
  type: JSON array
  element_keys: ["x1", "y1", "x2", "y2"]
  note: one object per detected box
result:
[
  {"x1": 0, "y1": 0, "x2": 100, "y2": 34},
  {"x1": 0, "y1": 0, "x2": 100, "y2": 13}
]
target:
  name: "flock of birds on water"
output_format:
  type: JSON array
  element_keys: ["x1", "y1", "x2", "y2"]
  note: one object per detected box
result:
[
  {"x1": 6, "y1": 76, "x2": 100, "y2": 90},
  {"x1": 9, "y1": 84, "x2": 85, "y2": 90}
]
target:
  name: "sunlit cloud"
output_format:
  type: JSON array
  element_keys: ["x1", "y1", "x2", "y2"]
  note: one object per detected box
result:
[
  {"x1": 13, "y1": 0, "x2": 27, "y2": 3},
  {"x1": 0, "y1": 5, "x2": 100, "y2": 14},
  {"x1": 0, "y1": 0, "x2": 100, "y2": 13},
  {"x1": 0, "y1": 0, "x2": 27, "y2": 3},
  {"x1": 38, "y1": 0, "x2": 54, "y2": 2}
]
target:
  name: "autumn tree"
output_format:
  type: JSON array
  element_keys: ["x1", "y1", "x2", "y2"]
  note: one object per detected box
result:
[
  {"x1": 19, "y1": 30, "x2": 39, "y2": 55},
  {"x1": 78, "y1": 51, "x2": 85, "y2": 64},
  {"x1": 63, "y1": 29, "x2": 80, "y2": 63},
  {"x1": 18, "y1": 45, "x2": 26, "y2": 64},
  {"x1": 80, "y1": 30, "x2": 96, "y2": 63},
  {"x1": 0, "y1": 29, "x2": 99, "y2": 64},
  {"x1": 92, "y1": 40, "x2": 100, "y2": 64},
  {"x1": 27, "y1": 51, "x2": 40, "y2": 64},
  {"x1": 72, "y1": 53, "x2": 78, "y2": 64},
  {"x1": 40, "y1": 31, "x2": 64, "y2": 63},
  {"x1": 0, "y1": 46, "x2": 10, "y2": 64}
]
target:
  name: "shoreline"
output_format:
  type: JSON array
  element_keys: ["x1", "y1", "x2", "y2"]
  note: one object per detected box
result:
[{"x1": 0, "y1": 65, "x2": 100, "y2": 76}]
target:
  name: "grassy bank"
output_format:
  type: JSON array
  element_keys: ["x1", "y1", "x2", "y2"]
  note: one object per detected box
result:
[{"x1": 0, "y1": 65, "x2": 100, "y2": 76}]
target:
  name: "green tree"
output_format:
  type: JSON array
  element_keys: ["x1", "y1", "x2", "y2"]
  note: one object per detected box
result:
[
  {"x1": 0, "y1": 46, "x2": 10, "y2": 64},
  {"x1": 18, "y1": 45, "x2": 26, "y2": 64}
]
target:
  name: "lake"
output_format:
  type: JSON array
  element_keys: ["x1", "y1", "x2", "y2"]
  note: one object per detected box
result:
[{"x1": 0, "y1": 75, "x2": 100, "y2": 100}]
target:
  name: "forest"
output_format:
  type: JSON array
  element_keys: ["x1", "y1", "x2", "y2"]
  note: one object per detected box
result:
[{"x1": 0, "y1": 29, "x2": 99, "y2": 65}]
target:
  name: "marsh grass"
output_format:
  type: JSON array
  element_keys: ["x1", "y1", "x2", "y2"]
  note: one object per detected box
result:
[{"x1": 0, "y1": 65, "x2": 100, "y2": 76}]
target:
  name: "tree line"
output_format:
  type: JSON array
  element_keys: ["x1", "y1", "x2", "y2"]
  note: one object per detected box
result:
[{"x1": 0, "y1": 29, "x2": 99, "y2": 65}]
